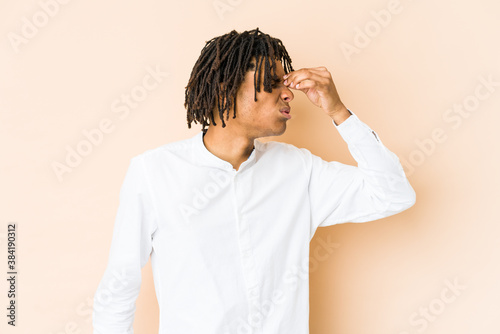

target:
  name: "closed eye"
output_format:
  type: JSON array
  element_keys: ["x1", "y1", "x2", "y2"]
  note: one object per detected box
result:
[{"x1": 272, "y1": 79, "x2": 283, "y2": 87}]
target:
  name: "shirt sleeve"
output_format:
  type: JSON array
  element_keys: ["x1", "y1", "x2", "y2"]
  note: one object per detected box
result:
[
  {"x1": 300, "y1": 108, "x2": 416, "y2": 239},
  {"x1": 93, "y1": 154, "x2": 158, "y2": 334}
]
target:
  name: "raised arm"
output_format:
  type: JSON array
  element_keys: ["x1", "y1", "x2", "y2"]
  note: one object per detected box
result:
[
  {"x1": 282, "y1": 67, "x2": 415, "y2": 239},
  {"x1": 300, "y1": 108, "x2": 416, "y2": 239}
]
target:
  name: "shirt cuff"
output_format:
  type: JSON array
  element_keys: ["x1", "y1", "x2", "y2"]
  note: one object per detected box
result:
[{"x1": 331, "y1": 108, "x2": 381, "y2": 144}]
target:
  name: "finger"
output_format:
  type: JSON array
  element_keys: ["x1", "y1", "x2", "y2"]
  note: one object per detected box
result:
[
  {"x1": 284, "y1": 67, "x2": 330, "y2": 81},
  {"x1": 284, "y1": 69, "x2": 328, "y2": 86},
  {"x1": 306, "y1": 67, "x2": 331, "y2": 79},
  {"x1": 285, "y1": 71, "x2": 328, "y2": 89},
  {"x1": 314, "y1": 66, "x2": 329, "y2": 72},
  {"x1": 288, "y1": 78, "x2": 316, "y2": 90},
  {"x1": 284, "y1": 66, "x2": 328, "y2": 75}
]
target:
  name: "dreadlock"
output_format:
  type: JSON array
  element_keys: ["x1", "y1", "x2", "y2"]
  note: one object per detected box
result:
[{"x1": 184, "y1": 27, "x2": 294, "y2": 134}]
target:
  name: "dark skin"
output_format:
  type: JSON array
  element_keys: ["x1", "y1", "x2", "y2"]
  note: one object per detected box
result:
[{"x1": 203, "y1": 57, "x2": 351, "y2": 171}]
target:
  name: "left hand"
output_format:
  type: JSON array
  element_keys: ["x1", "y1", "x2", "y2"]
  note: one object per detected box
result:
[{"x1": 283, "y1": 66, "x2": 345, "y2": 116}]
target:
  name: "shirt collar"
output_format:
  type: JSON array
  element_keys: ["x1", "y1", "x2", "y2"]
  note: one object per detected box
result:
[{"x1": 194, "y1": 131, "x2": 259, "y2": 172}]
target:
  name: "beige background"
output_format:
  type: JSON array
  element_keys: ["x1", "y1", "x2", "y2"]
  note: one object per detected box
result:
[{"x1": 1, "y1": 0, "x2": 499, "y2": 333}]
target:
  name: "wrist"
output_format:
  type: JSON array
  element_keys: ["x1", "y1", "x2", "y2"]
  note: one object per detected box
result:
[{"x1": 328, "y1": 105, "x2": 352, "y2": 126}]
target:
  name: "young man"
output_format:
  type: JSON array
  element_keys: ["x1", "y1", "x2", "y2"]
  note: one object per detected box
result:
[{"x1": 93, "y1": 28, "x2": 416, "y2": 334}]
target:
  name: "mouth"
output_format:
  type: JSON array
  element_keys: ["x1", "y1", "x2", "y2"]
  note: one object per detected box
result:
[{"x1": 279, "y1": 107, "x2": 291, "y2": 119}]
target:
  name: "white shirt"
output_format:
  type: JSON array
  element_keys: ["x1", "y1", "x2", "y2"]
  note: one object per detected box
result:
[{"x1": 92, "y1": 109, "x2": 416, "y2": 334}]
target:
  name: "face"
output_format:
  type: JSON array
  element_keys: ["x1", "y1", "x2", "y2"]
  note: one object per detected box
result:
[{"x1": 211, "y1": 56, "x2": 294, "y2": 138}]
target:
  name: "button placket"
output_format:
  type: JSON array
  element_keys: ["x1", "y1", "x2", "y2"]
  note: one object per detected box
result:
[{"x1": 233, "y1": 173, "x2": 263, "y2": 332}]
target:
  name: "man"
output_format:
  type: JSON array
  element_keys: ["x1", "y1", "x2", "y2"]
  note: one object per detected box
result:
[{"x1": 93, "y1": 28, "x2": 416, "y2": 334}]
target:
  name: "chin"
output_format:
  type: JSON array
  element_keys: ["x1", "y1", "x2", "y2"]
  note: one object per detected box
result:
[
  {"x1": 254, "y1": 122, "x2": 287, "y2": 138},
  {"x1": 271, "y1": 124, "x2": 287, "y2": 137}
]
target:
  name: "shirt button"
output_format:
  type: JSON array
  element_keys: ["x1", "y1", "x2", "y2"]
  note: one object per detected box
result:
[{"x1": 249, "y1": 286, "x2": 259, "y2": 296}]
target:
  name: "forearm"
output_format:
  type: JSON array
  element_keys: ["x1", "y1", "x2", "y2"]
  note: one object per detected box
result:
[
  {"x1": 328, "y1": 104, "x2": 352, "y2": 126},
  {"x1": 334, "y1": 109, "x2": 416, "y2": 213}
]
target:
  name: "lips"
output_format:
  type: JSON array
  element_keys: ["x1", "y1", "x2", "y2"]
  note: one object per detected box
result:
[{"x1": 280, "y1": 107, "x2": 291, "y2": 119}]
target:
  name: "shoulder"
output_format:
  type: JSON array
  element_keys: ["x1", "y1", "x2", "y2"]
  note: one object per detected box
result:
[
  {"x1": 132, "y1": 134, "x2": 196, "y2": 164},
  {"x1": 255, "y1": 139, "x2": 312, "y2": 167},
  {"x1": 258, "y1": 138, "x2": 312, "y2": 155}
]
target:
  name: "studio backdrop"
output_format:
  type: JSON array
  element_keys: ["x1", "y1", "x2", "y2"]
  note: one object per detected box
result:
[{"x1": 1, "y1": 0, "x2": 499, "y2": 333}]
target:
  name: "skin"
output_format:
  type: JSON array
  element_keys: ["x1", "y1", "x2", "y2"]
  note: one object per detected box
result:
[{"x1": 202, "y1": 56, "x2": 351, "y2": 171}]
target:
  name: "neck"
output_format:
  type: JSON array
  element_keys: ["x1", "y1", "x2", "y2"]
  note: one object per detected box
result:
[{"x1": 202, "y1": 125, "x2": 255, "y2": 171}]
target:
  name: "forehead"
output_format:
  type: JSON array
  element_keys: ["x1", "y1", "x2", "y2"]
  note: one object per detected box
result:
[{"x1": 247, "y1": 56, "x2": 285, "y2": 75}]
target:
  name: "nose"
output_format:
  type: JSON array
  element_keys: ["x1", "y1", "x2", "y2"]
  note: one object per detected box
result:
[{"x1": 281, "y1": 85, "x2": 294, "y2": 103}]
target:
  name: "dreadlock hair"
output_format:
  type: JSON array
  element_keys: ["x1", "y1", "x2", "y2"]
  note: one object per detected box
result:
[{"x1": 184, "y1": 27, "x2": 294, "y2": 134}]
